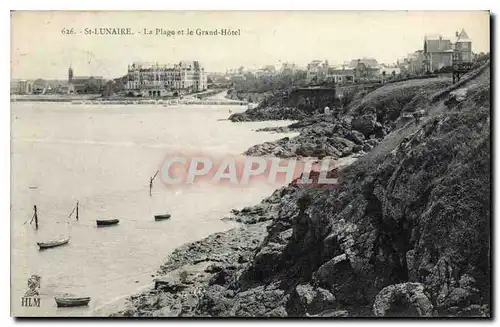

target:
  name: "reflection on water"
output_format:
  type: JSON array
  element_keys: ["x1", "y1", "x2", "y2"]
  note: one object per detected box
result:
[{"x1": 11, "y1": 102, "x2": 297, "y2": 316}]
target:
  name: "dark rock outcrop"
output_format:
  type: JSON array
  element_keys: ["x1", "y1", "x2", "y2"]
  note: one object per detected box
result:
[
  {"x1": 351, "y1": 114, "x2": 377, "y2": 137},
  {"x1": 372, "y1": 282, "x2": 434, "y2": 317},
  {"x1": 113, "y1": 67, "x2": 490, "y2": 318},
  {"x1": 213, "y1": 74, "x2": 490, "y2": 317}
]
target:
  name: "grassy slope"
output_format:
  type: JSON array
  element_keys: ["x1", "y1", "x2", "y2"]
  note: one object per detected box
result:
[{"x1": 228, "y1": 66, "x2": 490, "y2": 317}]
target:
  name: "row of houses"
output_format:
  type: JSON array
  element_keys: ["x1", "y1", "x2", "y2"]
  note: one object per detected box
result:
[
  {"x1": 223, "y1": 58, "x2": 400, "y2": 85},
  {"x1": 12, "y1": 77, "x2": 103, "y2": 95},
  {"x1": 224, "y1": 62, "x2": 301, "y2": 79},
  {"x1": 306, "y1": 58, "x2": 392, "y2": 84},
  {"x1": 305, "y1": 28, "x2": 474, "y2": 85}
]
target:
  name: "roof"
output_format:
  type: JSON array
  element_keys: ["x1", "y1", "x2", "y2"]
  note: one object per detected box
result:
[
  {"x1": 73, "y1": 76, "x2": 103, "y2": 80},
  {"x1": 456, "y1": 28, "x2": 471, "y2": 42},
  {"x1": 348, "y1": 58, "x2": 379, "y2": 68},
  {"x1": 263, "y1": 65, "x2": 276, "y2": 71},
  {"x1": 424, "y1": 37, "x2": 452, "y2": 53},
  {"x1": 380, "y1": 67, "x2": 401, "y2": 73},
  {"x1": 179, "y1": 60, "x2": 203, "y2": 69},
  {"x1": 131, "y1": 61, "x2": 204, "y2": 70},
  {"x1": 424, "y1": 34, "x2": 448, "y2": 41},
  {"x1": 328, "y1": 67, "x2": 355, "y2": 74}
]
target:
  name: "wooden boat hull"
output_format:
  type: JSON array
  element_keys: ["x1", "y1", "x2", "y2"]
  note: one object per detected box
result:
[
  {"x1": 154, "y1": 214, "x2": 171, "y2": 221},
  {"x1": 96, "y1": 219, "x2": 119, "y2": 226},
  {"x1": 54, "y1": 297, "x2": 91, "y2": 307},
  {"x1": 37, "y1": 237, "x2": 70, "y2": 249}
]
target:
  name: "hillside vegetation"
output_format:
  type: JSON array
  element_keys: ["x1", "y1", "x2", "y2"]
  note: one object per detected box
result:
[{"x1": 114, "y1": 65, "x2": 490, "y2": 318}]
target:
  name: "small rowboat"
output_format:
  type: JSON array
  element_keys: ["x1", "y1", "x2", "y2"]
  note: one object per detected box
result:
[
  {"x1": 37, "y1": 237, "x2": 70, "y2": 249},
  {"x1": 154, "y1": 214, "x2": 171, "y2": 221},
  {"x1": 54, "y1": 296, "x2": 91, "y2": 307},
  {"x1": 96, "y1": 219, "x2": 119, "y2": 226}
]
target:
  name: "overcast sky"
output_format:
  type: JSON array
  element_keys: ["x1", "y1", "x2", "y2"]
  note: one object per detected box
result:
[{"x1": 11, "y1": 11, "x2": 490, "y2": 79}]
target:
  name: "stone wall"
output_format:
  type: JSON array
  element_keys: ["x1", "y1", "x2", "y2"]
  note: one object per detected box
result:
[{"x1": 287, "y1": 88, "x2": 336, "y2": 113}]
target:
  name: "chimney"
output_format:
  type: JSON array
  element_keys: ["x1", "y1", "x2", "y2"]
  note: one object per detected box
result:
[{"x1": 456, "y1": 31, "x2": 459, "y2": 37}]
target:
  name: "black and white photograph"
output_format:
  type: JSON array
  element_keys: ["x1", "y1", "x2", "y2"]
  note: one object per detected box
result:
[{"x1": 9, "y1": 10, "x2": 491, "y2": 318}]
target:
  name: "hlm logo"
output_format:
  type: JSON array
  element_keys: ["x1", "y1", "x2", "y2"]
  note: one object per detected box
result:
[
  {"x1": 21, "y1": 297, "x2": 40, "y2": 307},
  {"x1": 21, "y1": 275, "x2": 41, "y2": 307}
]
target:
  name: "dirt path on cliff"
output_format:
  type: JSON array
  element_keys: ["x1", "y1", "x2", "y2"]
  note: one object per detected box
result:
[
  {"x1": 360, "y1": 66, "x2": 490, "y2": 163},
  {"x1": 359, "y1": 101, "x2": 445, "y2": 163}
]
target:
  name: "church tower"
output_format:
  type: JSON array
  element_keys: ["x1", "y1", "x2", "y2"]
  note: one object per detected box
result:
[
  {"x1": 68, "y1": 65, "x2": 73, "y2": 84},
  {"x1": 68, "y1": 64, "x2": 75, "y2": 94}
]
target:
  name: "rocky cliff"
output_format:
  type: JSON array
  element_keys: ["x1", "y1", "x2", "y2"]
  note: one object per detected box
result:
[
  {"x1": 113, "y1": 66, "x2": 490, "y2": 318},
  {"x1": 243, "y1": 78, "x2": 452, "y2": 159}
]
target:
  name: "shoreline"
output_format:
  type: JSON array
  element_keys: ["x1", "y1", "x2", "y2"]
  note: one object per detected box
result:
[
  {"x1": 106, "y1": 81, "x2": 392, "y2": 317},
  {"x1": 109, "y1": 221, "x2": 272, "y2": 317},
  {"x1": 110, "y1": 65, "x2": 490, "y2": 317},
  {"x1": 108, "y1": 155, "x2": 359, "y2": 317},
  {"x1": 9, "y1": 89, "x2": 236, "y2": 104},
  {"x1": 11, "y1": 98, "x2": 248, "y2": 106}
]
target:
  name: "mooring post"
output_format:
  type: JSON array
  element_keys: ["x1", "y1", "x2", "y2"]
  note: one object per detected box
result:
[
  {"x1": 34, "y1": 205, "x2": 38, "y2": 230},
  {"x1": 76, "y1": 201, "x2": 79, "y2": 221}
]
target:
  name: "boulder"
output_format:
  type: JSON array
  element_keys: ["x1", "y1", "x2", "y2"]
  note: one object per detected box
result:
[
  {"x1": 152, "y1": 304, "x2": 182, "y2": 317},
  {"x1": 372, "y1": 282, "x2": 434, "y2": 317},
  {"x1": 362, "y1": 144, "x2": 373, "y2": 152},
  {"x1": 443, "y1": 288, "x2": 473, "y2": 307},
  {"x1": 154, "y1": 276, "x2": 188, "y2": 293},
  {"x1": 295, "y1": 144, "x2": 317, "y2": 157},
  {"x1": 294, "y1": 284, "x2": 336, "y2": 315},
  {"x1": 229, "y1": 283, "x2": 288, "y2": 317},
  {"x1": 351, "y1": 115, "x2": 377, "y2": 137},
  {"x1": 264, "y1": 306, "x2": 288, "y2": 317},
  {"x1": 346, "y1": 130, "x2": 366, "y2": 145},
  {"x1": 450, "y1": 88, "x2": 468, "y2": 102},
  {"x1": 459, "y1": 274, "x2": 476, "y2": 289},
  {"x1": 332, "y1": 137, "x2": 356, "y2": 149},
  {"x1": 341, "y1": 147, "x2": 353, "y2": 157},
  {"x1": 209, "y1": 268, "x2": 231, "y2": 286},
  {"x1": 197, "y1": 285, "x2": 234, "y2": 317},
  {"x1": 248, "y1": 242, "x2": 287, "y2": 279},
  {"x1": 352, "y1": 144, "x2": 363, "y2": 153},
  {"x1": 365, "y1": 138, "x2": 380, "y2": 147},
  {"x1": 205, "y1": 263, "x2": 224, "y2": 273}
]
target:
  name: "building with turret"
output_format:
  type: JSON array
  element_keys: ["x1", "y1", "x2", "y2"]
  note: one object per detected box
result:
[
  {"x1": 125, "y1": 60, "x2": 207, "y2": 96},
  {"x1": 453, "y1": 28, "x2": 473, "y2": 63},
  {"x1": 423, "y1": 28, "x2": 473, "y2": 72}
]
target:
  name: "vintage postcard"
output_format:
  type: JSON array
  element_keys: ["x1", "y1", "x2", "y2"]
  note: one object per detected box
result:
[{"x1": 10, "y1": 10, "x2": 491, "y2": 318}]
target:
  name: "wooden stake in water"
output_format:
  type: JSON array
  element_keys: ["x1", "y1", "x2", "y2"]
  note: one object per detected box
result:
[
  {"x1": 34, "y1": 205, "x2": 38, "y2": 230},
  {"x1": 150, "y1": 170, "x2": 160, "y2": 196},
  {"x1": 76, "y1": 201, "x2": 79, "y2": 221}
]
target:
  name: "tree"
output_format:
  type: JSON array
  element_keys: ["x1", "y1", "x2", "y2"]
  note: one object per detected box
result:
[{"x1": 101, "y1": 81, "x2": 115, "y2": 97}]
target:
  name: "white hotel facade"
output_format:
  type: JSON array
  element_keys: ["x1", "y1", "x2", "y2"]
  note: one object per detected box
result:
[{"x1": 126, "y1": 60, "x2": 208, "y2": 96}]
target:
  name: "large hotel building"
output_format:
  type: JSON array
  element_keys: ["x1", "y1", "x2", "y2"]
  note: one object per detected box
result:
[{"x1": 125, "y1": 60, "x2": 208, "y2": 96}]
